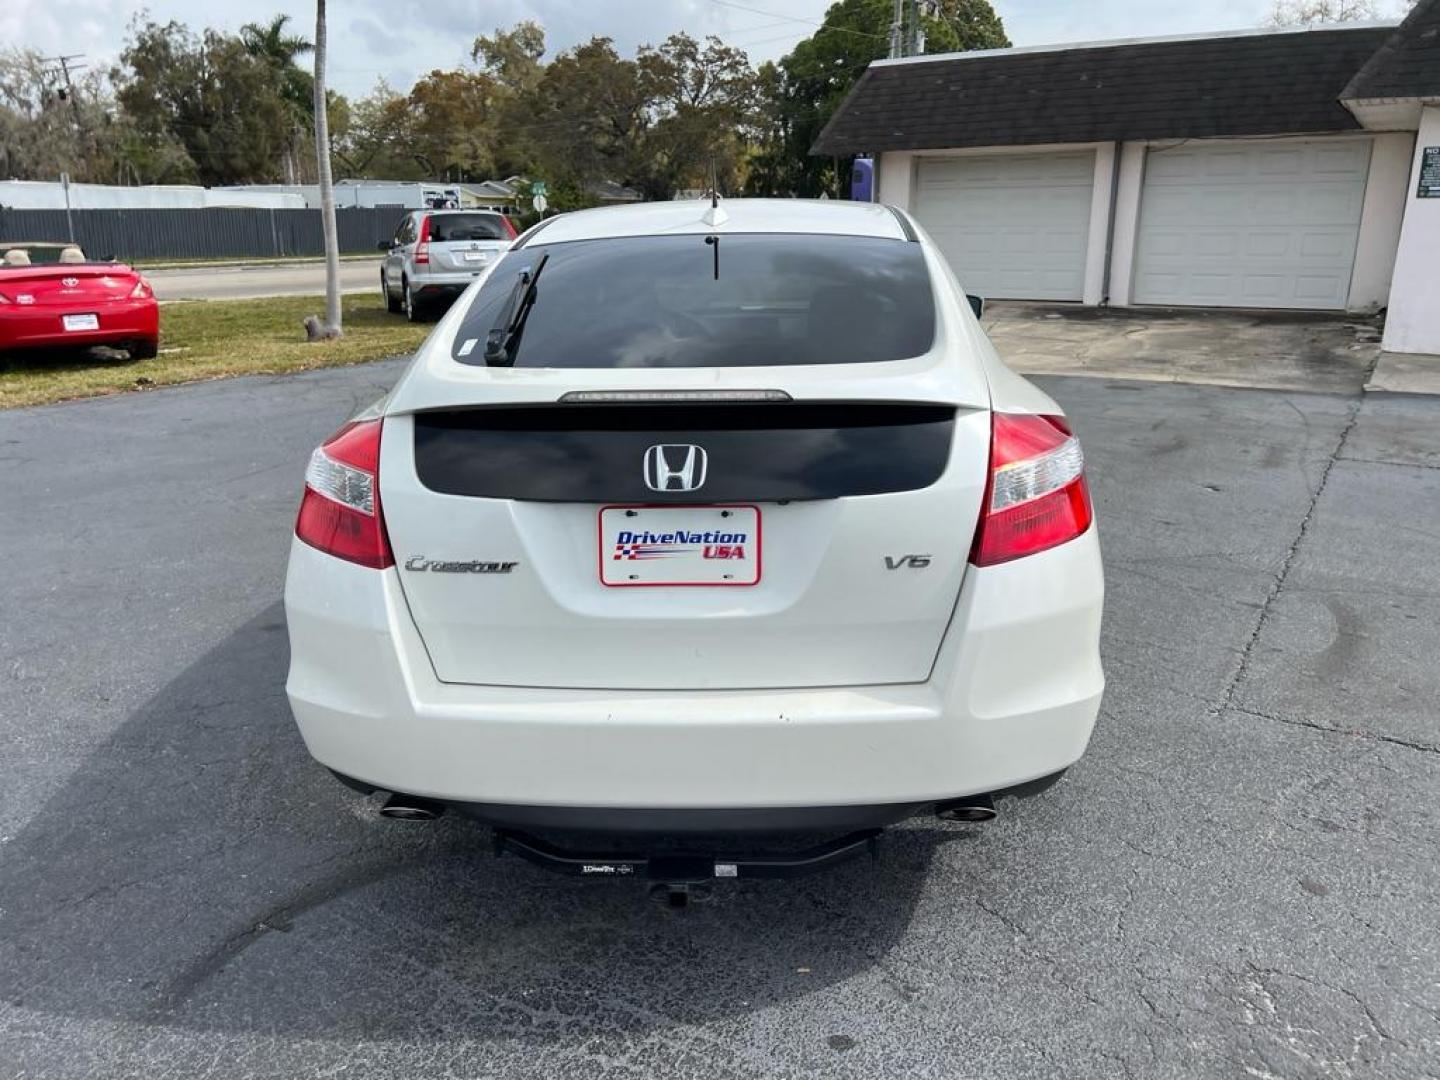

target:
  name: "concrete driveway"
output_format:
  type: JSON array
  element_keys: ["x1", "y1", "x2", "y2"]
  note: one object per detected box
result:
[
  {"x1": 985, "y1": 302, "x2": 1385, "y2": 394},
  {"x1": 1, "y1": 360, "x2": 1437, "y2": 1078},
  {"x1": 147, "y1": 257, "x2": 382, "y2": 301}
]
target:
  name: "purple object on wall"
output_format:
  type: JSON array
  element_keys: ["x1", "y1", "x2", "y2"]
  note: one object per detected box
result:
[{"x1": 850, "y1": 157, "x2": 875, "y2": 202}]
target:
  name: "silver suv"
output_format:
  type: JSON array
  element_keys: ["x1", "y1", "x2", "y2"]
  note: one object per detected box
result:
[{"x1": 380, "y1": 210, "x2": 516, "y2": 321}]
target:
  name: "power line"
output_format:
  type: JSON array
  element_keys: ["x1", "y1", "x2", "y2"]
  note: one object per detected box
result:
[
  {"x1": 39, "y1": 53, "x2": 88, "y2": 126},
  {"x1": 703, "y1": 0, "x2": 889, "y2": 43},
  {"x1": 733, "y1": 28, "x2": 812, "y2": 50}
]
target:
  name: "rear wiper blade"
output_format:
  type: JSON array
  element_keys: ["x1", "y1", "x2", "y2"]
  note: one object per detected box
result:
[{"x1": 484, "y1": 253, "x2": 549, "y2": 366}]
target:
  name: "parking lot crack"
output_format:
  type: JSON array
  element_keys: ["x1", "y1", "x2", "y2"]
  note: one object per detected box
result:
[
  {"x1": 1219, "y1": 399, "x2": 1361, "y2": 715},
  {"x1": 1339, "y1": 454, "x2": 1440, "y2": 472},
  {"x1": 1229, "y1": 703, "x2": 1440, "y2": 755}
]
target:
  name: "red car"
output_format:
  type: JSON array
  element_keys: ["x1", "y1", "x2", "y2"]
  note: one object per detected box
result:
[{"x1": 0, "y1": 243, "x2": 159, "y2": 359}]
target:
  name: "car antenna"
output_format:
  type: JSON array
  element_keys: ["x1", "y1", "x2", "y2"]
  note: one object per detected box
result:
[
  {"x1": 701, "y1": 155, "x2": 727, "y2": 229},
  {"x1": 703, "y1": 155, "x2": 724, "y2": 279}
]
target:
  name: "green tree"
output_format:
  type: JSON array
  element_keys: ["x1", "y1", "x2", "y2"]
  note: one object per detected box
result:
[
  {"x1": 471, "y1": 21, "x2": 547, "y2": 177},
  {"x1": 332, "y1": 79, "x2": 421, "y2": 177},
  {"x1": 240, "y1": 13, "x2": 314, "y2": 111},
  {"x1": 0, "y1": 46, "x2": 189, "y2": 184},
  {"x1": 746, "y1": 0, "x2": 1008, "y2": 197},
  {"x1": 404, "y1": 68, "x2": 500, "y2": 180},
  {"x1": 113, "y1": 18, "x2": 296, "y2": 185},
  {"x1": 520, "y1": 38, "x2": 651, "y2": 195},
  {"x1": 516, "y1": 32, "x2": 759, "y2": 202},
  {"x1": 637, "y1": 33, "x2": 758, "y2": 197},
  {"x1": 471, "y1": 21, "x2": 546, "y2": 94},
  {"x1": 240, "y1": 13, "x2": 315, "y2": 182}
]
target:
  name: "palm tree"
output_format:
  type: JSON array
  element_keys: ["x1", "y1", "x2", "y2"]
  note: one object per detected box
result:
[
  {"x1": 241, "y1": 15, "x2": 312, "y2": 70},
  {"x1": 310, "y1": 0, "x2": 342, "y2": 339},
  {"x1": 242, "y1": 15, "x2": 315, "y2": 183}
]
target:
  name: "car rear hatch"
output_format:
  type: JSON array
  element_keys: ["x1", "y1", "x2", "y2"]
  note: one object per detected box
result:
[
  {"x1": 380, "y1": 398, "x2": 988, "y2": 690},
  {"x1": 422, "y1": 214, "x2": 510, "y2": 273},
  {"x1": 378, "y1": 225, "x2": 992, "y2": 691}
]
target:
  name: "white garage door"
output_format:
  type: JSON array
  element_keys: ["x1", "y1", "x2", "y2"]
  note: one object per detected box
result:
[
  {"x1": 913, "y1": 153, "x2": 1095, "y2": 301},
  {"x1": 1132, "y1": 139, "x2": 1371, "y2": 310}
]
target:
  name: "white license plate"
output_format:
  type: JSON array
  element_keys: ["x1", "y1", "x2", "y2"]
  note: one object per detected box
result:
[
  {"x1": 599, "y1": 505, "x2": 761, "y2": 587},
  {"x1": 63, "y1": 313, "x2": 99, "y2": 332},
  {"x1": 463, "y1": 251, "x2": 489, "y2": 263}
]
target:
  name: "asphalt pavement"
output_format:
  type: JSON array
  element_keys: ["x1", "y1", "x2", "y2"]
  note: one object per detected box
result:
[
  {"x1": 1, "y1": 364, "x2": 1437, "y2": 1078},
  {"x1": 147, "y1": 258, "x2": 382, "y2": 301}
]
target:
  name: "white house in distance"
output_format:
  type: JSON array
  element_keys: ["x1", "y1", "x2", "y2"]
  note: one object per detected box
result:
[{"x1": 814, "y1": 0, "x2": 1440, "y2": 356}]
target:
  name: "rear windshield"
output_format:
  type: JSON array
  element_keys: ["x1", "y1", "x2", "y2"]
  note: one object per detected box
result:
[
  {"x1": 450, "y1": 233, "x2": 936, "y2": 368},
  {"x1": 427, "y1": 213, "x2": 509, "y2": 242}
]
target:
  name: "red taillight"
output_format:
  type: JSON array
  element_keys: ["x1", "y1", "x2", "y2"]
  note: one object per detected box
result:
[
  {"x1": 414, "y1": 215, "x2": 431, "y2": 264},
  {"x1": 295, "y1": 418, "x2": 394, "y2": 569},
  {"x1": 501, "y1": 215, "x2": 518, "y2": 239},
  {"x1": 970, "y1": 412, "x2": 1093, "y2": 567},
  {"x1": 129, "y1": 276, "x2": 153, "y2": 299}
]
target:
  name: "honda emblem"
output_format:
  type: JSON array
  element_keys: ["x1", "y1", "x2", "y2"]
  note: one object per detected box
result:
[{"x1": 643, "y1": 444, "x2": 708, "y2": 492}]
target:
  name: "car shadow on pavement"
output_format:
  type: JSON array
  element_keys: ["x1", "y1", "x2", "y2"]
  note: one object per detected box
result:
[{"x1": 0, "y1": 603, "x2": 961, "y2": 1042}]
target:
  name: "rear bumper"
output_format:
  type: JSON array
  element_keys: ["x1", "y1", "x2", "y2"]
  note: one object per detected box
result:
[
  {"x1": 285, "y1": 529, "x2": 1104, "y2": 815},
  {"x1": 410, "y1": 269, "x2": 486, "y2": 293},
  {"x1": 334, "y1": 772, "x2": 1066, "y2": 833},
  {"x1": 0, "y1": 299, "x2": 158, "y2": 350}
]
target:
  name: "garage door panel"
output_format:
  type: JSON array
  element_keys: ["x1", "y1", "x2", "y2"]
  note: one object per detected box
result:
[
  {"x1": 1293, "y1": 275, "x2": 1346, "y2": 303},
  {"x1": 914, "y1": 152, "x2": 1094, "y2": 301},
  {"x1": 1246, "y1": 233, "x2": 1290, "y2": 257},
  {"x1": 1002, "y1": 232, "x2": 1037, "y2": 254},
  {"x1": 1252, "y1": 189, "x2": 1297, "y2": 220},
  {"x1": 1204, "y1": 151, "x2": 1250, "y2": 177},
  {"x1": 1299, "y1": 232, "x2": 1349, "y2": 258},
  {"x1": 1306, "y1": 187, "x2": 1364, "y2": 218},
  {"x1": 1240, "y1": 275, "x2": 1285, "y2": 300},
  {"x1": 1189, "y1": 274, "x2": 1231, "y2": 299},
  {"x1": 1194, "y1": 233, "x2": 1241, "y2": 257},
  {"x1": 1133, "y1": 139, "x2": 1369, "y2": 310},
  {"x1": 1043, "y1": 231, "x2": 1086, "y2": 256},
  {"x1": 1314, "y1": 145, "x2": 1370, "y2": 172},
  {"x1": 1258, "y1": 149, "x2": 1305, "y2": 175}
]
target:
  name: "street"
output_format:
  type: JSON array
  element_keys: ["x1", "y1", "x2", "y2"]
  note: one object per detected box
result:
[
  {"x1": 1, "y1": 363, "x2": 1437, "y2": 1078},
  {"x1": 147, "y1": 258, "x2": 382, "y2": 302}
]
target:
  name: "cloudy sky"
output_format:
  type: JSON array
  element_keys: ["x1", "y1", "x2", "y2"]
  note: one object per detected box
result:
[{"x1": 1, "y1": 0, "x2": 1405, "y2": 99}]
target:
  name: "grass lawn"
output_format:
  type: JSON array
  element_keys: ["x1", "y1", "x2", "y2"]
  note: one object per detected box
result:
[{"x1": 1, "y1": 293, "x2": 429, "y2": 410}]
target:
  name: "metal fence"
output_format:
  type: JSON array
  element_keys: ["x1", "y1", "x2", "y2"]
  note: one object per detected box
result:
[{"x1": 0, "y1": 206, "x2": 404, "y2": 261}]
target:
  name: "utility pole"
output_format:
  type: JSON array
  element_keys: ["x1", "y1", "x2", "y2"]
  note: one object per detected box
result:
[
  {"x1": 40, "y1": 54, "x2": 87, "y2": 127},
  {"x1": 891, "y1": 1, "x2": 936, "y2": 59},
  {"x1": 60, "y1": 171, "x2": 75, "y2": 244}
]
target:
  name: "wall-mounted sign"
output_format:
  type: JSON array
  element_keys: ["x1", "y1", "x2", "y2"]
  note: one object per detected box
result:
[{"x1": 1419, "y1": 146, "x2": 1440, "y2": 199}]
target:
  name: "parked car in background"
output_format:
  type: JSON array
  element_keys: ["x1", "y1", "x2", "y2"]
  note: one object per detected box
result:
[
  {"x1": 380, "y1": 210, "x2": 517, "y2": 322},
  {"x1": 0, "y1": 243, "x2": 158, "y2": 360}
]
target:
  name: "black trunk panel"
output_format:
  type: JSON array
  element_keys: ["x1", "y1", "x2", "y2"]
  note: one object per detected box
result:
[{"x1": 412, "y1": 402, "x2": 957, "y2": 503}]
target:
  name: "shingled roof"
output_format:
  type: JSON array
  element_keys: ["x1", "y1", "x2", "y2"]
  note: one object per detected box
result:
[
  {"x1": 1342, "y1": 0, "x2": 1440, "y2": 101},
  {"x1": 812, "y1": 25, "x2": 1396, "y2": 156}
]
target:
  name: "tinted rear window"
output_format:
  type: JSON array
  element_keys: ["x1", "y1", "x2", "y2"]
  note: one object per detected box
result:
[
  {"x1": 450, "y1": 233, "x2": 936, "y2": 368},
  {"x1": 427, "y1": 213, "x2": 509, "y2": 242}
]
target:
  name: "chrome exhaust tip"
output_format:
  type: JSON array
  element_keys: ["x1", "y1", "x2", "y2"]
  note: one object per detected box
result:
[
  {"x1": 935, "y1": 793, "x2": 997, "y2": 823},
  {"x1": 379, "y1": 793, "x2": 445, "y2": 821}
]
